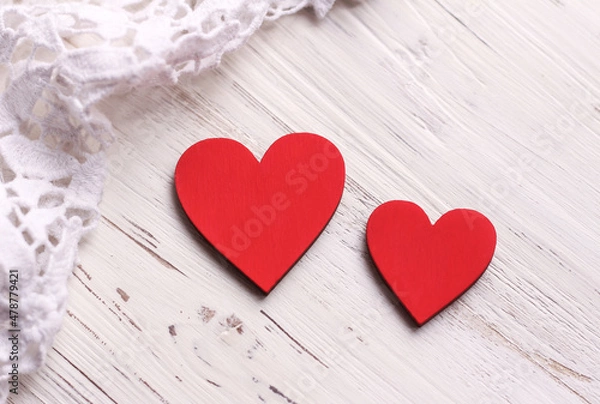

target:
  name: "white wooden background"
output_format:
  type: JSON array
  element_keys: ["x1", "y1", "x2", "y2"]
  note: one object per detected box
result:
[{"x1": 10, "y1": 0, "x2": 600, "y2": 402}]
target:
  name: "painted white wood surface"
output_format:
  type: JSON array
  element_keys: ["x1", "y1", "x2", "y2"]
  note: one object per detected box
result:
[{"x1": 9, "y1": 0, "x2": 600, "y2": 402}]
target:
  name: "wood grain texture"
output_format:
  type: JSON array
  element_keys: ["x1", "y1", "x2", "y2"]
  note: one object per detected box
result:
[{"x1": 10, "y1": 0, "x2": 600, "y2": 402}]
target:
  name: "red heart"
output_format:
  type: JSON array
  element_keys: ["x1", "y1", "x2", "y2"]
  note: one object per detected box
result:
[
  {"x1": 175, "y1": 133, "x2": 345, "y2": 293},
  {"x1": 367, "y1": 201, "x2": 496, "y2": 325}
]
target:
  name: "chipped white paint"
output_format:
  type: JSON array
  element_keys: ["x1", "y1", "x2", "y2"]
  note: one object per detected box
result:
[{"x1": 10, "y1": 0, "x2": 600, "y2": 402}]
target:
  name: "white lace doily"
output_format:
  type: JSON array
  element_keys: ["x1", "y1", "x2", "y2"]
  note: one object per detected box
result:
[{"x1": 0, "y1": 1, "x2": 334, "y2": 400}]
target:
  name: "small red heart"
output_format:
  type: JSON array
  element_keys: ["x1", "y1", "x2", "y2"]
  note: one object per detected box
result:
[
  {"x1": 175, "y1": 133, "x2": 345, "y2": 293},
  {"x1": 367, "y1": 201, "x2": 496, "y2": 325}
]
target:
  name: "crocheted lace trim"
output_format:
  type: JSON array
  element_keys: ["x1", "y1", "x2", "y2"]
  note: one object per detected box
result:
[{"x1": 0, "y1": 0, "x2": 334, "y2": 400}]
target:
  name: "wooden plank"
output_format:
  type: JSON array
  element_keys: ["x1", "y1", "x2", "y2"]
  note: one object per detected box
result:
[{"x1": 11, "y1": 0, "x2": 600, "y2": 402}]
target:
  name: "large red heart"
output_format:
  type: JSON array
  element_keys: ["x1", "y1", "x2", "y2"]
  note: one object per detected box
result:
[
  {"x1": 367, "y1": 201, "x2": 496, "y2": 325},
  {"x1": 175, "y1": 133, "x2": 345, "y2": 293}
]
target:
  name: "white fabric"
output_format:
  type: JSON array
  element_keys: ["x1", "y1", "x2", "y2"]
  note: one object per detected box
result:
[{"x1": 0, "y1": 0, "x2": 334, "y2": 400}]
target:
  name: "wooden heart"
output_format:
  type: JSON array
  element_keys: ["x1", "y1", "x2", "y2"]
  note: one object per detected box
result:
[
  {"x1": 175, "y1": 133, "x2": 345, "y2": 293},
  {"x1": 366, "y1": 201, "x2": 496, "y2": 325}
]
